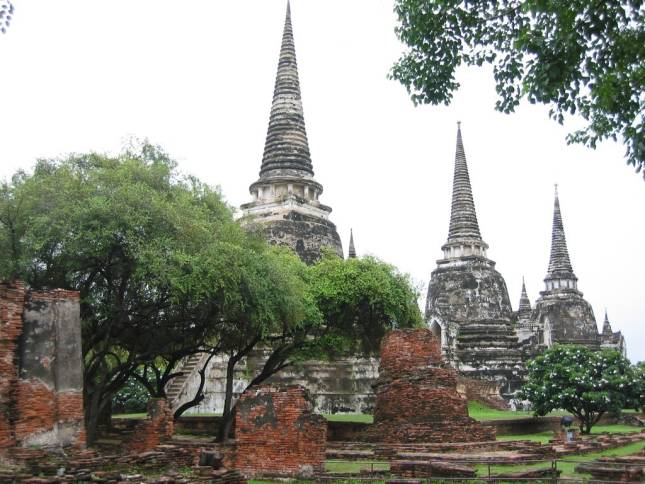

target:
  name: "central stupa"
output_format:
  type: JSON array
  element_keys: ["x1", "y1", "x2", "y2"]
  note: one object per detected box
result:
[{"x1": 240, "y1": 2, "x2": 343, "y2": 263}]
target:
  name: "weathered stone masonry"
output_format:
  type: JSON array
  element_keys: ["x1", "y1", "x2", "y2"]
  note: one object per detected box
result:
[
  {"x1": 0, "y1": 281, "x2": 85, "y2": 452},
  {"x1": 425, "y1": 126, "x2": 524, "y2": 401}
]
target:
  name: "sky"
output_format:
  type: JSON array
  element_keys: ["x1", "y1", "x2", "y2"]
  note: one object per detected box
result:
[{"x1": 1, "y1": 1, "x2": 643, "y2": 362}]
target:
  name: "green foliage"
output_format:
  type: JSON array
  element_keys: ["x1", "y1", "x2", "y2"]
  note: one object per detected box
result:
[
  {"x1": 519, "y1": 345, "x2": 637, "y2": 433},
  {"x1": 307, "y1": 254, "x2": 423, "y2": 357},
  {"x1": 0, "y1": 140, "x2": 252, "y2": 440},
  {"x1": 112, "y1": 376, "x2": 150, "y2": 414},
  {"x1": 391, "y1": 0, "x2": 645, "y2": 176},
  {"x1": 627, "y1": 361, "x2": 645, "y2": 411}
]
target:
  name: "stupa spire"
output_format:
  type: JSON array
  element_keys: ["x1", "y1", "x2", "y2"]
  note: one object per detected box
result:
[
  {"x1": 447, "y1": 123, "x2": 482, "y2": 242},
  {"x1": 602, "y1": 309, "x2": 613, "y2": 334},
  {"x1": 259, "y1": 1, "x2": 314, "y2": 178},
  {"x1": 518, "y1": 277, "x2": 531, "y2": 314},
  {"x1": 546, "y1": 186, "x2": 575, "y2": 277},
  {"x1": 348, "y1": 229, "x2": 356, "y2": 259}
]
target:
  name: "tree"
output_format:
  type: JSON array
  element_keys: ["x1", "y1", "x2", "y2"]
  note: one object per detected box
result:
[
  {"x1": 214, "y1": 244, "x2": 320, "y2": 441},
  {"x1": 391, "y1": 0, "x2": 645, "y2": 177},
  {"x1": 626, "y1": 361, "x2": 645, "y2": 412},
  {"x1": 519, "y1": 345, "x2": 636, "y2": 434},
  {"x1": 0, "y1": 1, "x2": 13, "y2": 34},
  {"x1": 0, "y1": 141, "x2": 249, "y2": 442},
  {"x1": 215, "y1": 252, "x2": 424, "y2": 441}
]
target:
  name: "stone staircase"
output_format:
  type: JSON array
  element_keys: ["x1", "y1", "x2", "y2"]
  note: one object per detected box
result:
[
  {"x1": 165, "y1": 353, "x2": 206, "y2": 409},
  {"x1": 456, "y1": 321, "x2": 522, "y2": 361},
  {"x1": 453, "y1": 321, "x2": 525, "y2": 399}
]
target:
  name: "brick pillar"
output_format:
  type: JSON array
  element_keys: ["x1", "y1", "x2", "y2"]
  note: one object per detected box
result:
[
  {"x1": 0, "y1": 283, "x2": 85, "y2": 452},
  {"x1": 126, "y1": 398, "x2": 174, "y2": 453},
  {"x1": 0, "y1": 282, "x2": 27, "y2": 450},
  {"x1": 231, "y1": 385, "x2": 326, "y2": 478}
]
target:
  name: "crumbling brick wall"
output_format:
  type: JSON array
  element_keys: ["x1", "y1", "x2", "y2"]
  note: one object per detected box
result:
[
  {"x1": 230, "y1": 385, "x2": 326, "y2": 478},
  {"x1": 0, "y1": 281, "x2": 85, "y2": 452},
  {"x1": 126, "y1": 398, "x2": 174, "y2": 453},
  {"x1": 364, "y1": 329, "x2": 496, "y2": 443}
]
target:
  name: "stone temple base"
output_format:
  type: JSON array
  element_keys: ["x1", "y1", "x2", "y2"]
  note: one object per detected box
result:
[{"x1": 362, "y1": 329, "x2": 495, "y2": 443}]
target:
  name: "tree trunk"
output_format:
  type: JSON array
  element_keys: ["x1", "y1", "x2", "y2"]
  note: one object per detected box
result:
[
  {"x1": 85, "y1": 389, "x2": 103, "y2": 445},
  {"x1": 98, "y1": 397, "x2": 112, "y2": 429},
  {"x1": 173, "y1": 353, "x2": 215, "y2": 421},
  {"x1": 217, "y1": 356, "x2": 237, "y2": 442}
]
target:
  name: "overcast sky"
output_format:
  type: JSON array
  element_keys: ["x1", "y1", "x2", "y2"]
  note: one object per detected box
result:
[{"x1": 1, "y1": 1, "x2": 643, "y2": 362}]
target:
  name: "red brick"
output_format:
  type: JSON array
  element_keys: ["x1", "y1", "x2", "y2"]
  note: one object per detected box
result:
[
  {"x1": 230, "y1": 385, "x2": 326, "y2": 478},
  {"x1": 364, "y1": 329, "x2": 496, "y2": 443},
  {"x1": 126, "y1": 398, "x2": 174, "y2": 453}
]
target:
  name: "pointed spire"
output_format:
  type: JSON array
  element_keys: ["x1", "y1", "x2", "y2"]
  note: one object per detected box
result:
[
  {"x1": 546, "y1": 185, "x2": 575, "y2": 278},
  {"x1": 602, "y1": 309, "x2": 613, "y2": 334},
  {"x1": 348, "y1": 229, "x2": 356, "y2": 258},
  {"x1": 447, "y1": 123, "x2": 482, "y2": 242},
  {"x1": 518, "y1": 277, "x2": 531, "y2": 314},
  {"x1": 259, "y1": 1, "x2": 314, "y2": 178}
]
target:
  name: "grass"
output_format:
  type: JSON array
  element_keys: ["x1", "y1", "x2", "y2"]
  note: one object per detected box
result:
[
  {"x1": 478, "y1": 439, "x2": 645, "y2": 478},
  {"x1": 591, "y1": 424, "x2": 642, "y2": 434},
  {"x1": 496, "y1": 424, "x2": 642, "y2": 444},
  {"x1": 325, "y1": 460, "x2": 389, "y2": 473},
  {"x1": 322, "y1": 413, "x2": 373, "y2": 423},
  {"x1": 467, "y1": 401, "x2": 573, "y2": 420},
  {"x1": 112, "y1": 411, "x2": 222, "y2": 419}
]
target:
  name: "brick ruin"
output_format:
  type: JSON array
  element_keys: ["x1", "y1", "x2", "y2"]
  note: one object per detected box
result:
[
  {"x1": 229, "y1": 385, "x2": 326, "y2": 478},
  {"x1": 0, "y1": 281, "x2": 85, "y2": 453},
  {"x1": 363, "y1": 329, "x2": 496, "y2": 443},
  {"x1": 125, "y1": 398, "x2": 174, "y2": 453}
]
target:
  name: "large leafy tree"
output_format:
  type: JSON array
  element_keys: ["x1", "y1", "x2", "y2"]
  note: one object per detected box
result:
[
  {"x1": 391, "y1": 0, "x2": 645, "y2": 177},
  {"x1": 519, "y1": 345, "x2": 637, "y2": 434},
  {"x1": 215, "y1": 252, "x2": 423, "y2": 441},
  {"x1": 0, "y1": 142, "x2": 252, "y2": 442}
]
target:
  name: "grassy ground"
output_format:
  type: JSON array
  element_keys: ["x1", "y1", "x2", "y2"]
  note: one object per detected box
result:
[
  {"x1": 476, "y1": 439, "x2": 645, "y2": 478},
  {"x1": 322, "y1": 413, "x2": 374, "y2": 423},
  {"x1": 325, "y1": 460, "x2": 389, "y2": 473},
  {"x1": 467, "y1": 401, "x2": 574, "y2": 420},
  {"x1": 496, "y1": 424, "x2": 643, "y2": 444}
]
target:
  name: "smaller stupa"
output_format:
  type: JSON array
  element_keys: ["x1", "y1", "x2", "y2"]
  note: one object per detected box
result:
[
  {"x1": 363, "y1": 329, "x2": 496, "y2": 443},
  {"x1": 532, "y1": 187, "x2": 599, "y2": 347}
]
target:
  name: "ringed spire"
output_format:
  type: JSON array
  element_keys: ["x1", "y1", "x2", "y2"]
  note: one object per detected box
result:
[
  {"x1": 545, "y1": 186, "x2": 576, "y2": 280},
  {"x1": 518, "y1": 277, "x2": 531, "y2": 315},
  {"x1": 348, "y1": 229, "x2": 356, "y2": 259},
  {"x1": 447, "y1": 123, "x2": 483, "y2": 242},
  {"x1": 259, "y1": 0, "x2": 314, "y2": 178}
]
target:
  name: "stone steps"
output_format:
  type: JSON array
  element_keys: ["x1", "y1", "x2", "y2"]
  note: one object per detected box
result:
[{"x1": 165, "y1": 353, "x2": 205, "y2": 406}]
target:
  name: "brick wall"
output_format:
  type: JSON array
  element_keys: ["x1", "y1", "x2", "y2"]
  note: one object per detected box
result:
[
  {"x1": 230, "y1": 385, "x2": 326, "y2": 478},
  {"x1": 0, "y1": 282, "x2": 85, "y2": 452},
  {"x1": 363, "y1": 329, "x2": 496, "y2": 443},
  {"x1": 0, "y1": 282, "x2": 26, "y2": 450},
  {"x1": 126, "y1": 398, "x2": 174, "y2": 453}
]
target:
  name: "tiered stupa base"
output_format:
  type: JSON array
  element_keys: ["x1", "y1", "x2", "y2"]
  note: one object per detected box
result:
[{"x1": 362, "y1": 329, "x2": 495, "y2": 443}]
